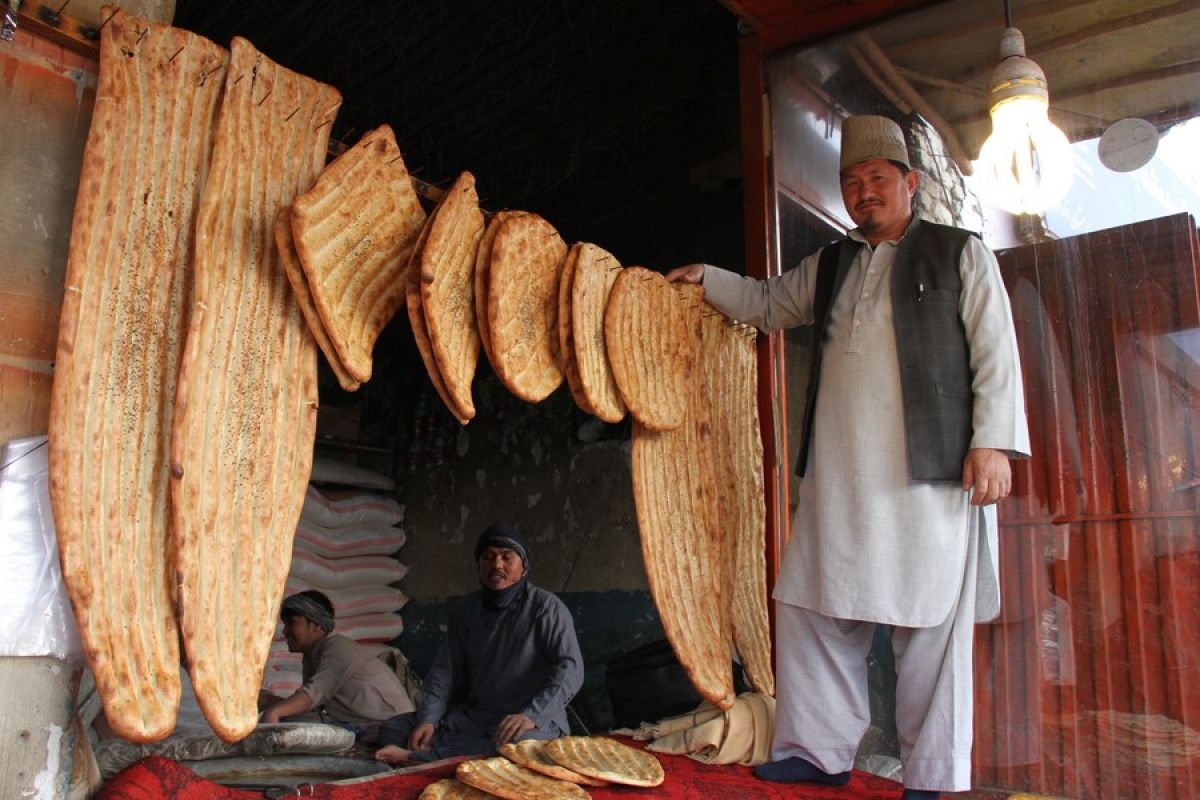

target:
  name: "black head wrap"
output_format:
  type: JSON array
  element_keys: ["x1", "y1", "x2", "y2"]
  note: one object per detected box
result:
[{"x1": 281, "y1": 592, "x2": 335, "y2": 633}]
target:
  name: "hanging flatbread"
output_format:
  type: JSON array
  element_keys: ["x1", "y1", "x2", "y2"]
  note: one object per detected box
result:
[
  {"x1": 556, "y1": 244, "x2": 592, "y2": 414},
  {"x1": 289, "y1": 124, "x2": 426, "y2": 386},
  {"x1": 544, "y1": 737, "x2": 665, "y2": 788},
  {"x1": 421, "y1": 171, "x2": 486, "y2": 422},
  {"x1": 171, "y1": 36, "x2": 341, "y2": 743},
  {"x1": 49, "y1": 10, "x2": 227, "y2": 743},
  {"x1": 275, "y1": 209, "x2": 361, "y2": 391},
  {"x1": 568, "y1": 244, "x2": 625, "y2": 423},
  {"x1": 631, "y1": 295, "x2": 734, "y2": 710},
  {"x1": 456, "y1": 757, "x2": 588, "y2": 800},
  {"x1": 604, "y1": 267, "x2": 691, "y2": 431},
  {"x1": 406, "y1": 198, "x2": 470, "y2": 424},
  {"x1": 699, "y1": 305, "x2": 773, "y2": 696},
  {"x1": 486, "y1": 213, "x2": 568, "y2": 403},
  {"x1": 500, "y1": 740, "x2": 608, "y2": 787},
  {"x1": 474, "y1": 210, "x2": 526, "y2": 368}
]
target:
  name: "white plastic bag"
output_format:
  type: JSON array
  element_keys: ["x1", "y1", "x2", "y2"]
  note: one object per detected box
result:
[{"x1": 0, "y1": 435, "x2": 83, "y2": 662}]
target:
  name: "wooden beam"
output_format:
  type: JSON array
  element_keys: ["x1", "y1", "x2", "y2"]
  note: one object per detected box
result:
[
  {"x1": 851, "y1": 32, "x2": 975, "y2": 174},
  {"x1": 736, "y1": 31, "x2": 786, "y2": 639},
  {"x1": 1143, "y1": 100, "x2": 1200, "y2": 130},
  {"x1": 16, "y1": 0, "x2": 101, "y2": 60},
  {"x1": 960, "y1": 1, "x2": 1199, "y2": 82},
  {"x1": 848, "y1": 41, "x2": 914, "y2": 114},
  {"x1": 724, "y1": 0, "x2": 940, "y2": 54},
  {"x1": 897, "y1": 65, "x2": 986, "y2": 98},
  {"x1": 1054, "y1": 59, "x2": 1200, "y2": 104},
  {"x1": 886, "y1": 0, "x2": 1100, "y2": 58}
]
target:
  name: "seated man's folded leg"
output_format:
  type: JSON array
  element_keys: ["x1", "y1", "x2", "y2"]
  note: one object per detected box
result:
[
  {"x1": 367, "y1": 711, "x2": 419, "y2": 747},
  {"x1": 413, "y1": 709, "x2": 496, "y2": 762}
]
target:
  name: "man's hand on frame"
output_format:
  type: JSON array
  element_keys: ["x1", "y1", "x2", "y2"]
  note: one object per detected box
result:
[{"x1": 665, "y1": 264, "x2": 706, "y2": 284}]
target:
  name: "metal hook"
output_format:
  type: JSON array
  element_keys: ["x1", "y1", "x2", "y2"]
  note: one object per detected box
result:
[{"x1": 97, "y1": 7, "x2": 119, "y2": 31}]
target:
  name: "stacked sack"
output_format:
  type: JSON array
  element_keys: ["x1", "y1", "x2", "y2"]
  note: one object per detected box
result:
[{"x1": 262, "y1": 476, "x2": 408, "y2": 697}]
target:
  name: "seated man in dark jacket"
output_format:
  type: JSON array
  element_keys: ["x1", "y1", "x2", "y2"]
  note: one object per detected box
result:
[
  {"x1": 374, "y1": 522, "x2": 584, "y2": 764},
  {"x1": 259, "y1": 590, "x2": 414, "y2": 736}
]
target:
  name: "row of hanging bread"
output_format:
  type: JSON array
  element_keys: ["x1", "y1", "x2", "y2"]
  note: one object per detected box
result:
[{"x1": 48, "y1": 8, "x2": 770, "y2": 748}]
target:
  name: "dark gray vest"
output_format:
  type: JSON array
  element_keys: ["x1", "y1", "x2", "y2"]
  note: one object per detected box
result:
[{"x1": 796, "y1": 219, "x2": 976, "y2": 481}]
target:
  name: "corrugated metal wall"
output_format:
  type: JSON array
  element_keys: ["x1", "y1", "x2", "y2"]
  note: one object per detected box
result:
[{"x1": 977, "y1": 213, "x2": 1200, "y2": 799}]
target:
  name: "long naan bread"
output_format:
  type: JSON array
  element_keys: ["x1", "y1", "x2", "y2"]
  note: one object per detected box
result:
[
  {"x1": 699, "y1": 304, "x2": 773, "y2": 696},
  {"x1": 421, "y1": 171, "x2": 485, "y2": 422},
  {"x1": 630, "y1": 295, "x2": 734, "y2": 710},
  {"x1": 171, "y1": 37, "x2": 341, "y2": 743},
  {"x1": 290, "y1": 125, "x2": 426, "y2": 387},
  {"x1": 48, "y1": 10, "x2": 227, "y2": 743}
]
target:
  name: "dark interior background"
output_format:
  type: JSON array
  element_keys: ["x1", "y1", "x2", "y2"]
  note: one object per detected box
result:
[
  {"x1": 172, "y1": 0, "x2": 746, "y2": 274},
  {"x1": 167, "y1": 0, "x2": 751, "y2": 731}
]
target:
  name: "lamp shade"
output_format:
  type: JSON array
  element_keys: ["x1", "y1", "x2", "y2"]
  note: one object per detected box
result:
[{"x1": 975, "y1": 28, "x2": 1073, "y2": 215}]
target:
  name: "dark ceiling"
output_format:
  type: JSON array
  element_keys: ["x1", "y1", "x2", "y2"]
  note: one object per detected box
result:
[{"x1": 171, "y1": 0, "x2": 746, "y2": 272}]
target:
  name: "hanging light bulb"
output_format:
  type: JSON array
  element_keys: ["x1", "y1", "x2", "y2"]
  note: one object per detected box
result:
[{"x1": 975, "y1": 27, "x2": 1073, "y2": 215}]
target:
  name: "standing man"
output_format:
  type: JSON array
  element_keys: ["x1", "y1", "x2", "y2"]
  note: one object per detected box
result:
[
  {"x1": 666, "y1": 115, "x2": 1029, "y2": 799},
  {"x1": 373, "y1": 522, "x2": 584, "y2": 764},
  {"x1": 259, "y1": 590, "x2": 414, "y2": 735}
]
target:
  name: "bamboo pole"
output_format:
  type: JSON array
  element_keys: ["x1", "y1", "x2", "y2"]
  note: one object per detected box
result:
[
  {"x1": 846, "y1": 41, "x2": 912, "y2": 115},
  {"x1": 850, "y1": 32, "x2": 975, "y2": 175}
]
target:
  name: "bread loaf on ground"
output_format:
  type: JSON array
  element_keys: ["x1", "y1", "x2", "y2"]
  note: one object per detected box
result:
[
  {"x1": 417, "y1": 778, "x2": 497, "y2": 800},
  {"x1": 456, "y1": 756, "x2": 589, "y2": 800},
  {"x1": 544, "y1": 736, "x2": 665, "y2": 788},
  {"x1": 500, "y1": 739, "x2": 608, "y2": 787}
]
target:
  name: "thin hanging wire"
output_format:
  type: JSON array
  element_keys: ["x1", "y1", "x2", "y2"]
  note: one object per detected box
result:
[{"x1": 1004, "y1": 0, "x2": 1013, "y2": 28}]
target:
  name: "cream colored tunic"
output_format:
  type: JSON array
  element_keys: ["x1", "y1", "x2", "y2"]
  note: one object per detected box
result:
[{"x1": 702, "y1": 223, "x2": 1030, "y2": 626}]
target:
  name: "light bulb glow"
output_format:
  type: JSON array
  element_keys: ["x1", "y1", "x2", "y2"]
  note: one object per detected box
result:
[{"x1": 976, "y1": 96, "x2": 1073, "y2": 215}]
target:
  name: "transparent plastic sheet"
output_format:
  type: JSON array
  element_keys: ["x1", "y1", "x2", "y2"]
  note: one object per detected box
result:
[
  {"x1": 1, "y1": 0, "x2": 18, "y2": 43},
  {"x1": 0, "y1": 435, "x2": 84, "y2": 662}
]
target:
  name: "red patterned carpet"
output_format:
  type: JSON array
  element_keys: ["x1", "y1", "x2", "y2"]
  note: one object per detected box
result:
[{"x1": 96, "y1": 745, "x2": 914, "y2": 799}]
